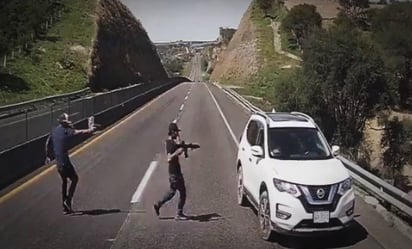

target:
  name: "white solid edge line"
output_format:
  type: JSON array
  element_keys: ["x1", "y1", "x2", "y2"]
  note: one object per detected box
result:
[
  {"x1": 222, "y1": 90, "x2": 250, "y2": 113},
  {"x1": 130, "y1": 161, "x2": 158, "y2": 203},
  {"x1": 205, "y1": 83, "x2": 239, "y2": 147}
]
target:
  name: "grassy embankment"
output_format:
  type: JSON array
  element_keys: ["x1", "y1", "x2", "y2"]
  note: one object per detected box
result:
[
  {"x1": 235, "y1": 1, "x2": 300, "y2": 111},
  {"x1": 0, "y1": 0, "x2": 97, "y2": 105}
]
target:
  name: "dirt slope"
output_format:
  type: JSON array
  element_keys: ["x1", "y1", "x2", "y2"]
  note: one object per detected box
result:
[{"x1": 210, "y1": 2, "x2": 258, "y2": 84}]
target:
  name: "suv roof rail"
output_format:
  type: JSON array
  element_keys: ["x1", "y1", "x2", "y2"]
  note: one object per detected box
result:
[
  {"x1": 253, "y1": 110, "x2": 269, "y2": 118},
  {"x1": 290, "y1": 111, "x2": 320, "y2": 129},
  {"x1": 252, "y1": 110, "x2": 272, "y2": 124}
]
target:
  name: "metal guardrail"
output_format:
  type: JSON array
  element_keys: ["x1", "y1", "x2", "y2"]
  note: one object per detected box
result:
[
  {"x1": 0, "y1": 82, "x2": 169, "y2": 153},
  {"x1": 339, "y1": 156, "x2": 412, "y2": 217},
  {"x1": 215, "y1": 82, "x2": 412, "y2": 218},
  {"x1": 0, "y1": 87, "x2": 91, "y2": 118}
]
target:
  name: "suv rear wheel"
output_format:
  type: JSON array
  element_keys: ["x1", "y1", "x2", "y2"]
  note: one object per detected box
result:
[
  {"x1": 237, "y1": 166, "x2": 248, "y2": 206},
  {"x1": 259, "y1": 190, "x2": 275, "y2": 241}
]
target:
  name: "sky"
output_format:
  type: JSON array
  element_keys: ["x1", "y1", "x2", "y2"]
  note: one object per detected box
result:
[{"x1": 120, "y1": 0, "x2": 252, "y2": 42}]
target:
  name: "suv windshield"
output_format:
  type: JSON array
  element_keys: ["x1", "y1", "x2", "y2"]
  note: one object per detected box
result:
[{"x1": 268, "y1": 128, "x2": 332, "y2": 160}]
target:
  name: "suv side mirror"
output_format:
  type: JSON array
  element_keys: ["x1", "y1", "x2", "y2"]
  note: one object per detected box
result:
[
  {"x1": 332, "y1": 145, "x2": 340, "y2": 156},
  {"x1": 251, "y1": 145, "x2": 264, "y2": 158}
]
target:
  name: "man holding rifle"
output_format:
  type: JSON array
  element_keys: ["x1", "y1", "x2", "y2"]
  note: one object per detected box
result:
[{"x1": 153, "y1": 122, "x2": 199, "y2": 221}]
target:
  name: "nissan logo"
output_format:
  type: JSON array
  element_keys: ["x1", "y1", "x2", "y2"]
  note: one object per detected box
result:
[{"x1": 316, "y1": 188, "x2": 326, "y2": 199}]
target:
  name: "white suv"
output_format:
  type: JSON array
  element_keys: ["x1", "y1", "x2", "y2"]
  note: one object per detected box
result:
[{"x1": 236, "y1": 111, "x2": 355, "y2": 240}]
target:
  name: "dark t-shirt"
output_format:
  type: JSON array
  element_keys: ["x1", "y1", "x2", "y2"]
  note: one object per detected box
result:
[
  {"x1": 52, "y1": 125, "x2": 75, "y2": 167},
  {"x1": 166, "y1": 139, "x2": 182, "y2": 176}
]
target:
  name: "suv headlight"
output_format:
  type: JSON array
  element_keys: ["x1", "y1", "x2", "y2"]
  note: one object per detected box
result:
[
  {"x1": 273, "y1": 179, "x2": 301, "y2": 197},
  {"x1": 338, "y1": 177, "x2": 353, "y2": 195}
]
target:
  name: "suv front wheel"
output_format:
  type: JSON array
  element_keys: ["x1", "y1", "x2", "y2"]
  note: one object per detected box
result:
[{"x1": 259, "y1": 190, "x2": 275, "y2": 241}]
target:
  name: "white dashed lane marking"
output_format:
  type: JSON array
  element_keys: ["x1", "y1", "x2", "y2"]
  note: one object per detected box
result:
[
  {"x1": 174, "y1": 83, "x2": 194, "y2": 123},
  {"x1": 130, "y1": 161, "x2": 158, "y2": 203}
]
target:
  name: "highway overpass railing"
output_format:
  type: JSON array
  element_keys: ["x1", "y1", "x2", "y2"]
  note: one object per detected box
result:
[
  {"x1": 0, "y1": 82, "x2": 170, "y2": 152},
  {"x1": 0, "y1": 88, "x2": 91, "y2": 119},
  {"x1": 215, "y1": 82, "x2": 412, "y2": 219}
]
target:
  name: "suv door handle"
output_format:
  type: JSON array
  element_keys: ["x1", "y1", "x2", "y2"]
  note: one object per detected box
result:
[{"x1": 242, "y1": 147, "x2": 245, "y2": 151}]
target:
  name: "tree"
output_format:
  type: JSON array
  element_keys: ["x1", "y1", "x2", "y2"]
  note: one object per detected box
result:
[
  {"x1": 256, "y1": 0, "x2": 273, "y2": 16},
  {"x1": 381, "y1": 117, "x2": 408, "y2": 184},
  {"x1": 338, "y1": 0, "x2": 369, "y2": 26},
  {"x1": 301, "y1": 27, "x2": 387, "y2": 148},
  {"x1": 281, "y1": 4, "x2": 322, "y2": 50},
  {"x1": 371, "y1": 2, "x2": 412, "y2": 109}
]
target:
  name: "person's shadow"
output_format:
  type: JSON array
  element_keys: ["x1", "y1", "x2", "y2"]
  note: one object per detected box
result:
[
  {"x1": 69, "y1": 209, "x2": 145, "y2": 216},
  {"x1": 159, "y1": 213, "x2": 223, "y2": 222}
]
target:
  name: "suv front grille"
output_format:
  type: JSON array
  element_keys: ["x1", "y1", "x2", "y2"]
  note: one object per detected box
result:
[
  {"x1": 298, "y1": 184, "x2": 341, "y2": 213},
  {"x1": 300, "y1": 184, "x2": 338, "y2": 204}
]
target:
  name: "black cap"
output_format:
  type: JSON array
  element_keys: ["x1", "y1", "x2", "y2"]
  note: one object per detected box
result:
[
  {"x1": 168, "y1": 122, "x2": 181, "y2": 135},
  {"x1": 58, "y1": 113, "x2": 72, "y2": 124}
]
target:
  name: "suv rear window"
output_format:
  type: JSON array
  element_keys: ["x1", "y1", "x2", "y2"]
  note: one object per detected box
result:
[{"x1": 268, "y1": 128, "x2": 331, "y2": 160}]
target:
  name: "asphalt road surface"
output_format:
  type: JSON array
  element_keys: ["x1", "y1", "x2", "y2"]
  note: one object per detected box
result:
[
  {"x1": 1, "y1": 82, "x2": 411, "y2": 249},
  {"x1": 189, "y1": 53, "x2": 202, "y2": 82}
]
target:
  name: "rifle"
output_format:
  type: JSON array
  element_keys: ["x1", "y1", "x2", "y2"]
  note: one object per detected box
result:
[{"x1": 177, "y1": 140, "x2": 200, "y2": 158}]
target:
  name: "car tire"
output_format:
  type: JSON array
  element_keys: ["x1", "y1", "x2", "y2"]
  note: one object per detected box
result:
[
  {"x1": 259, "y1": 190, "x2": 275, "y2": 241},
  {"x1": 237, "y1": 166, "x2": 248, "y2": 206}
]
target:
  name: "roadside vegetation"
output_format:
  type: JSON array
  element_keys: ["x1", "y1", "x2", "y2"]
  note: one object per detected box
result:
[
  {"x1": 0, "y1": 0, "x2": 97, "y2": 105},
  {"x1": 222, "y1": 0, "x2": 412, "y2": 190}
]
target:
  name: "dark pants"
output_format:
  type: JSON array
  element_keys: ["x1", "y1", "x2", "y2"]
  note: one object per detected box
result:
[
  {"x1": 157, "y1": 174, "x2": 186, "y2": 214},
  {"x1": 57, "y1": 160, "x2": 79, "y2": 204}
]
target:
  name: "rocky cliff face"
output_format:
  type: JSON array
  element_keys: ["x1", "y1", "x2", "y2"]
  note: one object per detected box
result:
[
  {"x1": 210, "y1": 2, "x2": 258, "y2": 84},
  {"x1": 89, "y1": 0, "x2": 167, "y2": 91}
]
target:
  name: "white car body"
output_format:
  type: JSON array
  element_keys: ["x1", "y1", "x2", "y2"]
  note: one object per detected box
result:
[{"x1": 236, "y1": 112, "x2": 355, "y2": 239}]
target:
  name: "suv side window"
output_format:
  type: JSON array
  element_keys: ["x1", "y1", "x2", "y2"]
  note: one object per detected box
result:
[
  {"x1": 246, "y1": 120, "x2": 259, "y2": 145},
  {"x1": 247, "y1": 119, "x2": 265, "y2": 147}
]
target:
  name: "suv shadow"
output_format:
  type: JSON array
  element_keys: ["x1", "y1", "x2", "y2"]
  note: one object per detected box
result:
[{"x1": 270, "y1": 220, "x2": 368, "y2": 248}]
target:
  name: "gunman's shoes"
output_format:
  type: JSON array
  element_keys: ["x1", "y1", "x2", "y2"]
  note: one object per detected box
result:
[
  {"x1": 153, "y1": 203, "x2": 160, "y2": 217},
  {"x1": 175, "y1": 213, "x2": 189, "y2": 221},
  {"x1": 63, "y1": 200, "x2": 73, "y2": 214}
]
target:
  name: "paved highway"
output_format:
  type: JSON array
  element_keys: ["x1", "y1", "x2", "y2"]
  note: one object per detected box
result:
[
  {"x1": 189, "y1": 53, "x2": 202, "y2": 82},
  {"x1": 1, "y1": 78, "x2": 411, "y2": 248}
]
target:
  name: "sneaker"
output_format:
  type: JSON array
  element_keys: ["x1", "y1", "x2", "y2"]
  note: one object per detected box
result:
[
  {"x1": 153, "y1": 203, "x2": 160, "y2": 217},
  {"x1": 174, "y1": 213, "x2": 189, "y2": 221},
  {"x1": 63, "y1": 199, "x2": 73, "y2": 214}
]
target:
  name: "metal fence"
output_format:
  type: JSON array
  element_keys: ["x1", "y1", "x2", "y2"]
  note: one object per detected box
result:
[
  {"x1": 0, "y1": 82, "x2": 164, "y2": 153},
  {"x1": 0, "y1": 88, "x2": 91, "y2": 118}
]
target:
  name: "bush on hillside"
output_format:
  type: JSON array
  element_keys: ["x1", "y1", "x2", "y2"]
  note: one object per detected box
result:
[
  {"x1": 338, "y1": 0, "x2": 370, "y2": 28},
  {"x1": 281, "y1": 4, "x2": 322, "y2": 51},
  {"x1": 256, "y1": 0, "x2": 273, "y2": 16},
  {"x1": 371, "y1": 2, "x2": 412, "y2": 110},
  {"x1": 381, "y1": 117, "x2": 412, "y2": 188},
  {"x1": 271, "y1": 26, "x2": 388, "y2": 149}
]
